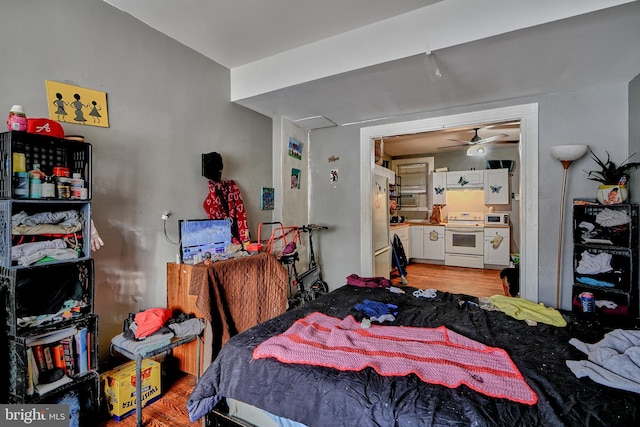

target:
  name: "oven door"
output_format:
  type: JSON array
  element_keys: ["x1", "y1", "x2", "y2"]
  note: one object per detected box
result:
[{"x1": 445, "y1": 227, "x2": 484, "y2": 256}]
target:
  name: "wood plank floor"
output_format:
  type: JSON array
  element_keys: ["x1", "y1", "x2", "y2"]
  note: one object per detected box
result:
[
  {"x1": 96, "y1": 372, "x2": 201, "y2": 427},
  {"x1": 392, "y1": 262, "x2": 505, "y2": 298},
  {"x1": 97, "y1": 263, "x2": 504, "y2": 426}
]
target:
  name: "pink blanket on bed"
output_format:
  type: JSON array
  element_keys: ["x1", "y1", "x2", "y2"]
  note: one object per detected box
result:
[{"x1": 253, "y1": 312, "x2": 538, "y2": 405}]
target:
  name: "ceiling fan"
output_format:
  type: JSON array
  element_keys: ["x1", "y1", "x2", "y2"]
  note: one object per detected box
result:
[{"x1": 438, "y1": 127, "x2": 510, "y2": 150}]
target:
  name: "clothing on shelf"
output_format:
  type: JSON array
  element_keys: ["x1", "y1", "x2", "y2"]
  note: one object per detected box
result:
[
  {"x1": 596, "y1": 208, "x2": 630, "y2": 227},
  {"x1": 576, "y1": 250, "x2": 613, "y2": 275}
]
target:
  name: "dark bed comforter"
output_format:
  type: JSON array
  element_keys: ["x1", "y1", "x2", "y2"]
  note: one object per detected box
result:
[{"x1": 188, "y1": 285, "x2": 640, "y2": 426}]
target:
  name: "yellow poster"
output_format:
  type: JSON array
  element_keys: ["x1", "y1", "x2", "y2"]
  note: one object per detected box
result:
[{"x1": 45, "y1": 80, "x2": 109, "y2": 128}]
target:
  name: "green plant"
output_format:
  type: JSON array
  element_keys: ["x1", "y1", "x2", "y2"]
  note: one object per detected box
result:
[{"x1": 585, "y1": 147, "x2": 640, "y2": 185}]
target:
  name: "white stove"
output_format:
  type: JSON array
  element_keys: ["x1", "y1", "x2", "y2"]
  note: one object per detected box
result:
[
  {"x1": 446, "y1": 211, "x2": 484, "y2": 227},
  {"x1": 444, "y1": 212, "x2": 484, "y2": 268}
]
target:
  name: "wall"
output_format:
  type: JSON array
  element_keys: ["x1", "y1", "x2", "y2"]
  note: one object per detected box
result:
[
  {"x1": 0, "y1": 0, "x2": 273, "y2": 361},
  {"x1": 309, "y1": 83, "x2": 630, "y2": 309},
  {"x1": 630, "y1": 74, "x2": 640, "y2": 191},
  {"x1": 273, "y1": 118, "x2": 309, "y2": 268}
]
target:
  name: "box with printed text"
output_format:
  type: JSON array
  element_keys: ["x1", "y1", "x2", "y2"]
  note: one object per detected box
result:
[{"x1": 100, "y1": 359, "x2": 161, "y2": 420}]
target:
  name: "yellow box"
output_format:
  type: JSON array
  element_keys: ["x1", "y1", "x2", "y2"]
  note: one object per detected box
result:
[{"x1": 101, "y1": 359, "x2": 161, "y2": 420}]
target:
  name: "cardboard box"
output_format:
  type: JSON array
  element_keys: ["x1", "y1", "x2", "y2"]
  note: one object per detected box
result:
[{"x1": 101, "y1": 359, "x2": 161, "y2": 420}]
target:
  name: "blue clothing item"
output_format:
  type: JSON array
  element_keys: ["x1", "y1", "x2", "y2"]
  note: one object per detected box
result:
[
  {"x1": 576, "y1": 276, "x2": 615, "y2": 288},
  {"x1": 354, "y1": 299, "x2": 398, "y2": 318}
]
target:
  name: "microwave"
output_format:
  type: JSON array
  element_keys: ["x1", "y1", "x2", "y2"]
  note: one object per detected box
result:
[
  {"x1": 484, "y1": 213, "x2": 509, "y2": 225},
  {"x1": 399, "y1": 194, "x2": 419, "y2": 207}
]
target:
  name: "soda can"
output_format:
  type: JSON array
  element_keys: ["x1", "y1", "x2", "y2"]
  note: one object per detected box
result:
[{"x1": 579, "y1": 292, "x2": 595, "y2": 313}]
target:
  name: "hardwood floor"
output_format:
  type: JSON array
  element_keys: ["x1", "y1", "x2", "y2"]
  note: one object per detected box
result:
[
  {"x1": 391, "y1": 262, "x2": 505, "y2": 298},
  {"x1": 96, "y1": 372, "x2": 200, "y2": 427},
  {"x1": 97, "y1": 263, "x2": 504, "y2": 426}
]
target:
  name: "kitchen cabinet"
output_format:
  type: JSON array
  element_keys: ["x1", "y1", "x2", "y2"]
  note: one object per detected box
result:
[
  {"x1": 389, "y1": 175, "x2": 400, "y2": 211},
  {"x1": 423, "y1": 225, "x2": 445, "y2": 260},
  {"x1": 410, "y1": 226, "x2": 424, "y2": 259},
  {"x1": 484, "y1": 168, "x2": 510, "y2": 205},
  {"x1": 571, "y1": 203, "x2": 638, "y2": 322},
  {"x1": 484, "y1": 226, "x2": 510, "y2": 266},
  {"x1": 391, "y1": 224, "x2": 410, "y2": 260},
  {"x1": 446, "y1": 170, "x2": 484, "y2": 189},
  {"x1": 432, "y1": 172, "x2": 447, "y2": 205},
  {"x1": 410, "y1": 225, "x2": 444, "y2": 261}
]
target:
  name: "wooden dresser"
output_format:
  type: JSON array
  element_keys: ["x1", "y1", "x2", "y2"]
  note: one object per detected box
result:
[
  {"x1": 166, "y1": 263, "x2": 209, "y2": 376},
  {"x1": 166, "y1": 254, "x2": 288, "y2": 377}
]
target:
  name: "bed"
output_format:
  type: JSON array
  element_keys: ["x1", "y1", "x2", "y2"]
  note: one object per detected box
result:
[{"x1": 187, "y1": 284, "x2": 640, "y2": 426}]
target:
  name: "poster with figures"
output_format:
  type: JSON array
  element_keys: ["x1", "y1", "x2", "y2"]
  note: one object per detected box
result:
[{"x1": 46, "y1": 80, "x2": 109, "y2": 128}]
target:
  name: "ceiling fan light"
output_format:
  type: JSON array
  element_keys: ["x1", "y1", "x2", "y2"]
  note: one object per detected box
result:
[{"x1": 467, "y1": 145, "x2": 486, "y2": 156}]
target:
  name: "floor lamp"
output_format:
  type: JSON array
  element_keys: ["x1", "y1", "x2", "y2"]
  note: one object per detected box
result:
[{"x1": 550, "y1": 145, "x2": 589, "y2": 309}]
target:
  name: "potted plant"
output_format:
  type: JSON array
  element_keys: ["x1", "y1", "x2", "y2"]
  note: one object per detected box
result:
[{"x1": 585, "y1": 147, "x2": 640, "y2": 205}]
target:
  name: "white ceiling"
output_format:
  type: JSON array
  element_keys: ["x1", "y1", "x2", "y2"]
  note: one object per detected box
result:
[{"x1": 103, "y1": 0, "x2": 640, "y2": 138}]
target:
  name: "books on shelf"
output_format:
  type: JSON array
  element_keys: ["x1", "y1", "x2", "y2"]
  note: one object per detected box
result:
[
  {"x1": 25, "y1": 325, "x2": 91, "y2": 396},
  {"x1": 75, "y1": 327, "x2": 88, "y2": 374}
]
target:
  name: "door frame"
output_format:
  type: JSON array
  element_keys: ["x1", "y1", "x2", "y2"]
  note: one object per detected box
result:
[{"x1": 359, "y1": 103, "x2": 539, "y2": 301}]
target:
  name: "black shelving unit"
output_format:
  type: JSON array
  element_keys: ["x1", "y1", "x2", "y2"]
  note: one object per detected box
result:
[
  {"x1": 390, "y1": 175, "x2": 401, "y2": 211},
  {"x1": 572, "y1": 202, "x2": 639, "y2": 323},
  {"x1": 0, "y1": 130, "x2": 98, "y2": 421}
]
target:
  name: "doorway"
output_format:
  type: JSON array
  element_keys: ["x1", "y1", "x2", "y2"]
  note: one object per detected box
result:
[{"x1": 359, "y1": 104, "x2": 539, "y2": 301}]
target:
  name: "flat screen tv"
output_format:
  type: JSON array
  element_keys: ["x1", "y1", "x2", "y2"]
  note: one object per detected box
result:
[{"x1": 178, "y1": 219, "x2": 232, "y2": 263}]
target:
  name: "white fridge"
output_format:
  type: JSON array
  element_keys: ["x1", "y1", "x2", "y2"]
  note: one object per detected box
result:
[{"x1": 373, "y1": 165, "x2": 393, "y2": 278}]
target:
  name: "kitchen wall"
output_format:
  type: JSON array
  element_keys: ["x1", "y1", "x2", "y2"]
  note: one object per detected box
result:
[
  {"x1": 395, "y1": 144, "x2": 520, "y2": 251},
  {"x1": 0, "y1": 0, "x2": 274, "y2": 361}
]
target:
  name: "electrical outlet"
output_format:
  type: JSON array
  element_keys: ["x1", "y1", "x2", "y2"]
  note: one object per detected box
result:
[{"x1": 161, "y1": 212, "x2": 171, "y2": 221}]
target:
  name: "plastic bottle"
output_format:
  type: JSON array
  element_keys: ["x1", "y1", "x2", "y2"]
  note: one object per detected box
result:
[
  {"x1": 42, "y1": 175, "x2": 56, "y2": 198},
  {"x1": 6, "y1": 105, "x2": 27, "y2": 131},
  {"x1": 12, "y1": 152, "x2": 27, "y2": 198},
  {"x1": 29, "y1": 164, "x2": 45, "y2": 199},
  {"x1": 71, "y1": 173, "x2": 84, "y2": 199},
  {"x1": 13, "y1": 172, "x2": 28, "y2": 198},
  {"x1": 29, "y1": 176, "x2": 42, "y2": 199},
  {"x1": 56, "y1": 177, "x2": 71, "y2": 199}
]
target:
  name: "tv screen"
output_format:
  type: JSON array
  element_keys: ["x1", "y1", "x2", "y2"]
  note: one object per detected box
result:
[{"x1": 178, "y1": 219, "x2": 232, "y2": 263}]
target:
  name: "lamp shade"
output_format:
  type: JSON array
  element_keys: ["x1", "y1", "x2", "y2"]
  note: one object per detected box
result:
[
  {"x1": 466, "y1": 144, "x2": 486, "y2": 156},
  {"x1": 550, "y1": 145, "x2": 588, "y2": 161}
]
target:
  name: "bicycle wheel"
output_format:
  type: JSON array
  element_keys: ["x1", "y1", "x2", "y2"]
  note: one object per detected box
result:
[
  {"x1": 287, "y1": 295, "x2": 302, "y2": 311},
  {"x1": 303, "y1": 280, "x2": 328, "y2": 302}
]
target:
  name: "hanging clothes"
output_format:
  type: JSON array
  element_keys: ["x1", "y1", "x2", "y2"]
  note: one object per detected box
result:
[{"x1": 203, "y1": 180, "x2": 248, "y2": 244}]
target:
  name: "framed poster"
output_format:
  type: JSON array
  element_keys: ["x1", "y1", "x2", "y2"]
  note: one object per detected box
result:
[
  {"x1": 288, "y1": 137, "x2": 302, "y2": 160},
  {"x1": 260, "y1": 187, "x2": 274, "y2": 210},
  {"x1": 291, "y1": 168, "x2": 301, "y2": 189},
  {"x1": 46, "y1": 80, "x2": 109, "y2": 128}
]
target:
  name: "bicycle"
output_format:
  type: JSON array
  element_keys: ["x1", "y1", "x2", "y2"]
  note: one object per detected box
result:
[{"x1": 283, "y1": 224, "x2": 329, "y2": 309}]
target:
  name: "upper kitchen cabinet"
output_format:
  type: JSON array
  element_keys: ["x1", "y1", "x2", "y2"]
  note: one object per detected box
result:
[
  {"x1": 432, "y1": 172, "x2": 446, "y2": 205},
  {"x1": 392, "y1": 157, "x2": 434, "y2": 212},
  {"x1": 446, "y1": 170, "x2": 483, "y2": 189},
  {"x1": 484, "y1": 168, "x2": 510, "y2": 205}
]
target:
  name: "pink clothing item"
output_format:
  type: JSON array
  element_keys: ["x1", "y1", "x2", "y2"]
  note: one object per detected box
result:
[
  {"x1": 254, "y1": 312, "x2": 538, "y2": 405},
  {"x1": 346, "y1": 274, "x2": 391, "y2": 288}
]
